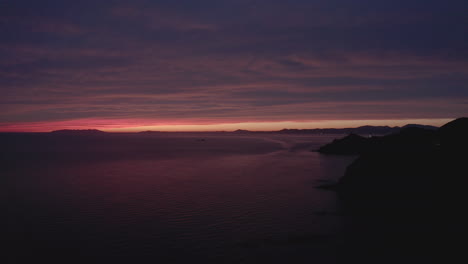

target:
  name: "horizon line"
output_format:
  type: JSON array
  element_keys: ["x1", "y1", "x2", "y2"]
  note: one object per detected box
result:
[
  {"x1": 1, "y1": 118, "x2": 460, "y2": 133},
  {"x1": 0, "y1": 119, "x2": 454, "y2": 134}
]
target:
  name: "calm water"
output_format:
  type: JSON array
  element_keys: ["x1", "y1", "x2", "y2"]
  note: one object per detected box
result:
[{"x1": 3, "y1": 133, "x2": 354, "y2": 263}]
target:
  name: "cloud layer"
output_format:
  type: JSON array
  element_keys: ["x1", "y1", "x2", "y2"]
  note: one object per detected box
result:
[{"x1": 1, "y1": 0, "x2": 467, "y2": 131}]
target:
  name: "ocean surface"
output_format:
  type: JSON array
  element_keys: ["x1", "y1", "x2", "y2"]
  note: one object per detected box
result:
[{"x1": 3, "y1": 133, "x2": 355, "y2": 263}]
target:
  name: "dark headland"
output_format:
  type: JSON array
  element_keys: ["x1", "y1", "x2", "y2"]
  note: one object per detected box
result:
[{"x1": 317, "y1": 117, "x2": 468, "y2": 263}]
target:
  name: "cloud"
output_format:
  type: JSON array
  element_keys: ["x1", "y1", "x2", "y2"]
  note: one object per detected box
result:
[{"x1": 0, "y1": 0, "x2": 467, "y2": 130}]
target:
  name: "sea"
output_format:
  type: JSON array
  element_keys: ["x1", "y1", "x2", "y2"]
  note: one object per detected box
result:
[{"x1": 3, "y1": 133, "x2": 355, "y2": 263}]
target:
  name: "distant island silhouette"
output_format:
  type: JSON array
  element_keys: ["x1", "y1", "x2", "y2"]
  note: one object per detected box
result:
[
  {"x1": 51, "y1": 129, "x2": 107, "y2": 135},
  {"x1": 45, "y1": 124, "x2": 438, "y2": 135},
  {"x1": 318, "y1": 117, "x2": 468, "y2": 263}
]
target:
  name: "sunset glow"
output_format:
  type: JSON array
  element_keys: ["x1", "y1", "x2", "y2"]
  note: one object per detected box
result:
[{"x1": 0, "y1": 118, "x2": 453, "y2": 132}]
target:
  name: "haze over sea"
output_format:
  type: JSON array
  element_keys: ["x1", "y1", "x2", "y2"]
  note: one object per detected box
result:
[{"x1": 4, "y1": 133, "x2": 354, "y2": 263}]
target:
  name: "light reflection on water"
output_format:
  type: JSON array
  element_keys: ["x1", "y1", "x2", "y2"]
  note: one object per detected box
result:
[{"x1": 5, "y1": 134, "x2": 354, "y2": 263}]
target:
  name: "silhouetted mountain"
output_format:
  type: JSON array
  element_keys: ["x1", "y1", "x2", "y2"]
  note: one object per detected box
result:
[
  {"x1": 279, "y1": 124, "x2": 436, "y2": 135},
  {"x1": 401, "y1": 124, "x2": 438, "y2": 130},
  {"x1": 50, "y1": 129, "x2": 106, "y2": 135},
  {"x1": 352, "y1": 125, "x2": 396, "y2": 135},
  {"x1": 317, "y1": 134, "x2": 370, "y2": 155},
  {"x1": 42, "y1": 124, "x2": 438, "y2": 135},
  {"x1": 138, "y1": 130, "x2": 164, "y2": 134},
  {"x1": 318, "y1": 126, "x2": 438, "y2": 155},
  {"x1": 438, "y1": 117, "x2": 468, "y2": 148},
  {"x1": 233, "y1": 129, "x2": 251, "y2": 133},
  {"x1": 318, "y1": 126, "x2": 437, "y2": 154},
  {"x1": 278, "y1": 126, "x2": 400, "y2": 135},
  {"x1": 319, "y1": 118, "x2": 466, "y2": 192},
  {"x1": 317, "y1": 118, "x2": 468, "y2": 263}
]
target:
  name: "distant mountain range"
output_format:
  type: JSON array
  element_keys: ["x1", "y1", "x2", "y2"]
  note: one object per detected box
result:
[
  {"x1": 234, "y1": 124, "x2": 438, "y2": 135},
  {"x1": 50, "y1": 124, "x2": 438, "y2": 135}
]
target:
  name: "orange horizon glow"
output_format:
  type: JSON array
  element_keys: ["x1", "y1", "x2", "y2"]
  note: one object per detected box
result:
[{"x1": 0, "y1": 118, "x2": 454, "y2": 132}]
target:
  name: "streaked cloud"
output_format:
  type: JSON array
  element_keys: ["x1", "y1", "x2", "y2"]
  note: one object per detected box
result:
[{"x1": 0, "y1": 0, "x2": 467, "y2": 131}]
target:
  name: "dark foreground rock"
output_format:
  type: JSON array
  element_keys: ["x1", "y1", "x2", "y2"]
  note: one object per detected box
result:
[
  {"x1": 317, "y1": 134, "x2": 371, "y2": 155},
  {"x1": 334, "y1": 118, "x2": 468, "y2": 200},
  {"x1": 320, "y1": 118, "x2": 468, "y2": 263},
  {"x1": 318, "y1": 127, "x2": 437, "y2": 155}
]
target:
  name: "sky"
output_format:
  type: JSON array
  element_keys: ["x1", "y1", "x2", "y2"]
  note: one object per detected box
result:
[{"x1": 1, "y1": 0, "x2": 467, "y2": 132}]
